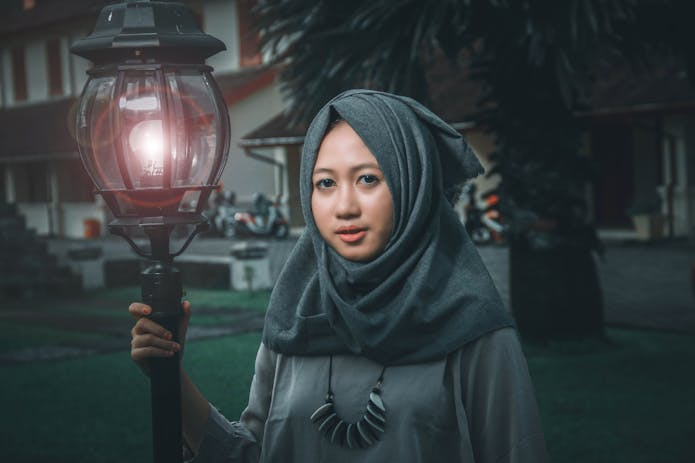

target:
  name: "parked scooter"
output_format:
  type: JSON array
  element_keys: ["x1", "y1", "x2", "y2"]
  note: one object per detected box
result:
[
  {"x1": 223, "y1": 192, "x2": 289, "y2": 239},
  {"x1": 462, "y1": 184, "x2": 506, "y2": 244},
  {"x1": 206, "y1": 190, "x2": 240, "y2": 237}
]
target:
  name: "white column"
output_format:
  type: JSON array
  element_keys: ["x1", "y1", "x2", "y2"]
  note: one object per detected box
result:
[
  {"x1": 5, "y1": 164, "x2": 15, "y2": 203},
  {"x1": 48, "y1": 162, "x2": 63, "y2": 236},
  {"x1": 660, "y1": 116, "x2": 691, "y2": 237}
]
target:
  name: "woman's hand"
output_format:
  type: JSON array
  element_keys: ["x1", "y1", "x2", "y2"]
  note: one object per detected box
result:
[{"x1": 129, "y1": 300, "x2": 192, "y2": 376}]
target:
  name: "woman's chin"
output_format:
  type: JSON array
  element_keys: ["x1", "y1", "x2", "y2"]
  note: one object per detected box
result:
[{"x1": 331, "y1": 242, "x2": 382, "y2": 262}]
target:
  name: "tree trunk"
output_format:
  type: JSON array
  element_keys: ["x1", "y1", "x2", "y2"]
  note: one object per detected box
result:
[{"x1": 509, "y1": 237, "x2": 604, "y2": 342}]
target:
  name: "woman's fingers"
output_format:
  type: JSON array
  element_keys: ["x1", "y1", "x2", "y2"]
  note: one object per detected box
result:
[
  {"x1": 131, "y1": 316, "x2": 173, "y2": 339},
  {"x1": 131, "y1": 332, "x2": 181, "y2": 351},
  {"x1": 129, "y1": 300, "x2": 191, "y2": 376},
  {"x1": 129, "y1": 302, "x2": 152, "y2": 319},
  {"x1": 131, "y1": 343, "x2": 181, "y2": 361},
  {"x1": 131, "y1": 328, "x2": 181, "y2": 364}
]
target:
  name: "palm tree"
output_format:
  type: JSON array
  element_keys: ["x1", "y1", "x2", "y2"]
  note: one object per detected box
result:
[{"x1": 254, "y1": 0, "x2": 685, "y2": 341}]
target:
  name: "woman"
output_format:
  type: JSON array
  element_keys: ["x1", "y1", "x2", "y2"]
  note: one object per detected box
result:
[{"x1": 130, "y1": 90, "x2": 548, "y2": 462}]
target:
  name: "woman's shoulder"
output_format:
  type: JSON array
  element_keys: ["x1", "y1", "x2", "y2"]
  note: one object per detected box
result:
[
  {"x1": 473, "y1": 326, "x2": 520, "y2": 346},
  {"x1": 455, "y1": 326, "x2": 524, "y2": 366}
]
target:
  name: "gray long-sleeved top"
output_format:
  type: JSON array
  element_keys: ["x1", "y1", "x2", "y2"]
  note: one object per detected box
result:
[{"x1": 190, "y1": 327, "x2": 547, "y2": 462}]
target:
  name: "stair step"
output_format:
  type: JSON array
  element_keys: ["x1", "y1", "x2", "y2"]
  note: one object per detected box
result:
[{"x1": 0, "y1": 202, "x2": 80, "y2": 300}]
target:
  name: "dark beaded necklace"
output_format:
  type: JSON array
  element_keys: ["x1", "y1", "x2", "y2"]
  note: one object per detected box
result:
[{"x1": 310, "y1": 356, "x2": 387, "y2": 449}]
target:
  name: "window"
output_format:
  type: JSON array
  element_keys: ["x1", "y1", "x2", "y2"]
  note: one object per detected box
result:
[
  {"x1": 58, "y1": 160, "x2": 94, "y2": 202},
  {"x1": 46, "y1": 39, "x2": 63, "y2": 97},
  {"x1": 11, "y1": 46, "x2": 27, "y2": 102},
  {"x1": 13, "y1": 162, "x2": 49, "y2": 203}
]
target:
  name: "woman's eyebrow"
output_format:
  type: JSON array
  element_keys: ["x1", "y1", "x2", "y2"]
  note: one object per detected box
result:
[{"x1": 312, "y1": 163, "x2": 382, "y2": 176}]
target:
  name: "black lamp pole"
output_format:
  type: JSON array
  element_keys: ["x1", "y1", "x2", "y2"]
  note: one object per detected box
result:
[
  {"x1": 71, "y1": 2, "x2": 230, "y2": 462},
  {"x1": 141, "y1": 224, "x2": 184, "y2": 463}
]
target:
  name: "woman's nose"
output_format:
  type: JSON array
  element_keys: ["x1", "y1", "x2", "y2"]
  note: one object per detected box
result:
[{"x1": 335, "y1": 186, "x2": 360, "y2": 218}]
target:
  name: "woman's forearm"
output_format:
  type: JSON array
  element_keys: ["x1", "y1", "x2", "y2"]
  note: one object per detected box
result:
[{"x1": 181, "y1": 369, "x2": 211, "y2": 454}]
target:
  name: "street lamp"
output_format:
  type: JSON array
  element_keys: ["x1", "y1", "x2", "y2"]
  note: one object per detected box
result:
[{"x1": 71, "y1": 1, "x2": 230, "y2": 462}]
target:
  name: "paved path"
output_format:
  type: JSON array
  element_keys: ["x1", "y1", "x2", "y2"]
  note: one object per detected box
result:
[
  {"x1": 3, "y1": 235, "x2": 690, "y2": 364},
  {"x1": 49, "y1": 235, "x2": 695, "y2": 334},
  {"x1": 476, "y1": 241, "x2": 695, "y2": 334},
  {"x1": 0, "y1": 303, "x2": 265, "y2": 364}
]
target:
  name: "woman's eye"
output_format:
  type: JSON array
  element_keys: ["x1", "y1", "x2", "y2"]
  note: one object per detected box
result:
[
  {"x1": 359, "y1": 174, "x2": 379, "y2": 185},
  {"x1": 315, "y1": 178, "x2": 335, "y2": 189}
]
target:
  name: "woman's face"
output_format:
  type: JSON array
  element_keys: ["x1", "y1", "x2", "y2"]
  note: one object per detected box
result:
[{"x1": 311, "y1": 121, "x2": 394, "y2": 262}]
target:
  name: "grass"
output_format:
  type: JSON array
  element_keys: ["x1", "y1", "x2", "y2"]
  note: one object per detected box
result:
[
  {"x1": 526, "y1": 330, "x2": 695, "y2": 462},
  {"x1": 0, "y1": 286, "x2": 270, "y2": 355},
  {"x1": 0, "y1": 332, "x2": 261, "y2": 463},
  {"x1": 0, "y1": 321, "x2": 107, "y2": 354},
  {"x1": 1, "y1": 287, "x2": 694, "y2": 462}
]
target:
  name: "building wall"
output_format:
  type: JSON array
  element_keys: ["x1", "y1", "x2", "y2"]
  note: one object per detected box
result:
[
  {"x1": 632, "y1": 122, "x2": 662, "y2": 208},
  {"x1": 1, "y1": 48, "x2": 15, "y2": 106},
  {"x1": 660, "y1": 114, "x2": 695, "y2": 237},
  {"x1": 1, "y1": 0, "x2": 288, "y2": 239},
  {"x1": 67, "y1": 31, "x2": 91, "y2": 96},
  {"x1": 17, "y1": 202, "x2": 51, "y2": 235},
  {"x1": 25, "y1": 39, "x2": 47, "y2": 101},
  {"x1": 585, "y1": 114, "x2": 695, "y2": 240},
  {"x1": 0, "y1": 22, "x2": 96, "y2": 237},
  {"x1": 1, "y1": 28, "x2": 89, "y2": 106},
  {"x1": 223, "y1": 83, "x2": 286, "y2": 205},
  {"x1": 1, "y1": 49, "x2": 7, "y2": 106},
  {"x1": 0, "y1": 0, "x2": 252, "y2": 106},
  {"x1": 59, "y1": 36, "x2": 71, "y2": 96},
  {"x1": 60, "y1": 201, "x2": 107, "y2": 238},
  {"x1": 204, "y1": 0, "x2": 241, "y2": 74},
  {"x1": 284, "y1": 144, "x2": 302, "y2": 227}
]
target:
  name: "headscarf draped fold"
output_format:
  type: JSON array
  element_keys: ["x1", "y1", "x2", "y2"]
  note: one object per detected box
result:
[{"x1": 262, "y1": 90, "x2": 513, "y2": 366}]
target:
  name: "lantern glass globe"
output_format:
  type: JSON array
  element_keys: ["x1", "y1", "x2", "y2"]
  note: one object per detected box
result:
[{"x1": 75, "y1": 66, "x2": 229, "y2": 219}]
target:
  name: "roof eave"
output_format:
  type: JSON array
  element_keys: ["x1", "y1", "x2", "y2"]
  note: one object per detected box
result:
[
  {"x1": 576, "y1": 100, "x2": 695, "y2": 119},
  {"x1": 238, "y1": 136, "x2": 305, "y2": 148}
]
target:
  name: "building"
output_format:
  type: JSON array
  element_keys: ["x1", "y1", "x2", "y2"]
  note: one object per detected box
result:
[
  {"x1": 3, "y1": 0, "x2": 695, "y2": 243},
  {"x1": 0, "y1": 0, "x2": 285, "y2": 238},
  {"x1": 582, "y1": 59, "x2": 695, "y2": 241},
  {"x1": 240, "y1": 54, "x2": 695, "y2": 242}
]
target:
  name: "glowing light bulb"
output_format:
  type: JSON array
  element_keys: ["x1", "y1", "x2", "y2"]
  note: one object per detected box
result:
[{"x1": 129, "y1": 119, "x2": 164, "y2": 178}]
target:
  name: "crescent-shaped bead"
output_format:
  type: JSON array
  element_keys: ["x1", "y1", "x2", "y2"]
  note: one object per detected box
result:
[
  {"x1": 361, "y1": 416, "x2": 381, "y2": 441},
  {"x1": 330, "y1": 420, "x2": 347, "y2": 445},
  {"x1": 366, "y1": 403, "x2": 386, "y2": 422},
  {"x1": 369, "y1": 391, "x2": 386, "y2": 412},
  {"x1": 356, "y1": 419, "x2": 375, "y2": 445},
  {"x1": 363, "y1": 413, "x2": 385, "y2": 433},
  {"x1": 318, "y1": 413, "x2": 339, "y2": 433},
  {"x1": 310, "y1": 402, "x2": 334, "y2": 423},
  {"x1": 311, "y1": 368, "x2": 388, "y2": 449},
  {"x1": 346, "y1": 423, "x2": 356, "y2": 449}
]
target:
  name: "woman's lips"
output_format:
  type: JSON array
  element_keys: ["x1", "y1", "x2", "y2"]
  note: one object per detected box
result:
[{"x1": 336, "y1": 226, "x2": 367, "y2": 243}]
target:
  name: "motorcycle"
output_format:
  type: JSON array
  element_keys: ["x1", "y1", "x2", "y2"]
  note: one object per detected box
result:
[
  {"x1": 206, "y1": 190, "x2": 239, "y2": 237},
  {"x1": 462, "y1": 184, "x2": 506, "y2": 244},
  {"x1": 222, "y1": 192, "x2": 290, "y2": 239}
]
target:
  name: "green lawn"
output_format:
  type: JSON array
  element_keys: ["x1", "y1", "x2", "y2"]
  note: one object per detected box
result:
[
  {"x1": 0, "y1": 287, "x2": 270, "y2": 355},
  {"x1": 0, "y1": 332, "x2": 261, "y2": 463},
  {"x1": 526, "y1": 330, "x2": 695, "y2": 462},
  {"x1": 1, "y1": 288, "x2": 693, "y2": 462}
]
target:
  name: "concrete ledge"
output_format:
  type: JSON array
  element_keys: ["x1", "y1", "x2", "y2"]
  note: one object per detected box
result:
[
  {"x1": 48, "y1": 237, "x2": 297, "y2": 291},
  {"x1": 104, "y1": 257, "x2": 232, "y2": 289}
]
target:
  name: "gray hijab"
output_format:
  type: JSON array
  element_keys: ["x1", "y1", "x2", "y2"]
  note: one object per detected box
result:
[{"x1": 262, "y1": 89, "x2": 513, "y2": 366}]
